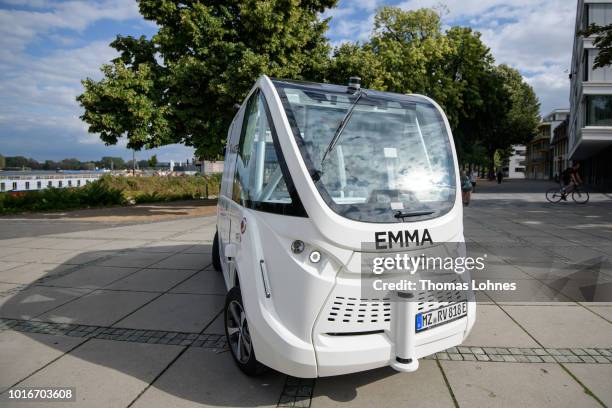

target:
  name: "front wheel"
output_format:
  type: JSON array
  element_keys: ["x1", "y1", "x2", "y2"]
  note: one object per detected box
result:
[
  {"x1": 572, "y1": 189, "x2": 589, "y2": 204},
  {"x1": 224, "y1": 287, "x2": 266, "y2": 376},
  {"x1": 546, "y1": 188, "x2": 563, "y2": 203}
]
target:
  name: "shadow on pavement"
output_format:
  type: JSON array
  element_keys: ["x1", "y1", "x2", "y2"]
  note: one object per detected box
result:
[{"x1": 0, "y1": 244, "x2": 292, "y2": 407}]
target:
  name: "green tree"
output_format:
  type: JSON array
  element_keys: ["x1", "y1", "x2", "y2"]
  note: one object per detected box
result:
[
  {"x1": 99, "y1": 156, "x2": 126, "y2": 170},
  {"x1": 345, "y1": 7, "x2": 495, "y2": 133},
  {"x1": 581, "y1": 24, "x2": 612, "y2": 69},
  {"x1": 148, "y1": 154, "x2": 158, "y2": 168},
  {"x1": 78, "y1": 0, "x2": 337, "y2": 159},
  {"x1": 0, "y1": 154, "x2": 5, "y2": 169},
  {"x1": 43, "y1": 160, "x2": 59, "y2": 170},
  {"x1": 326, "y1": 43, "x2": 387, "y2": 90},
  {"x1": 370, "y1": 7, "x2": 452, "y2": 95},
  {"x1": 445, "y1": 27, "x2": 495, "y2": 145},
  {"x1": 5, "y1": 156, "x2": 32, "y2": 169},
  {"x1": 474, "y1": 65, "x2": 540, "y2": 175},
  {"x1": 60, "y1": 158, "x2": 81, "y2": 170}
]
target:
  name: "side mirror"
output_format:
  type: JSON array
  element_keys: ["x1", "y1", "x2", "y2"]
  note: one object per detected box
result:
[{"x1": 233, "y1": 103, "x2": 241, "y2": 111}]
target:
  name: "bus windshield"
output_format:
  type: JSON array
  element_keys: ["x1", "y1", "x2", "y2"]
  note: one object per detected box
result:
[{"x1": 273, "y1": 80, "x2": 457, "y2": 223}]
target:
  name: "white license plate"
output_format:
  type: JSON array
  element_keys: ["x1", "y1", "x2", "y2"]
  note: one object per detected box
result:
[{"x1": 416, "y1": 302, "x2": 467, "y2": 332}]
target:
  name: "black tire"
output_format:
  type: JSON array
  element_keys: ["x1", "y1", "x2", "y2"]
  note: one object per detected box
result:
[
  {"x1": 546, "y1": 188, "x2": 563, "y2": 203},
  {"x1": 212, "y1": 231, "x2": 221, "y2": 272},
  {"x1": 224, "y1": 286, "x2": 266, "y2": 376},
  {"x1": 572, "y1": 189, "x2": 589, "y2": 204}
]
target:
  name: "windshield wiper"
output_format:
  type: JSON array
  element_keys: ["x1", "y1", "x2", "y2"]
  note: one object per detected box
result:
[
  {"x1": 394, "y1": 210, "x2": 435, "y2": 220},
  {"x1": 320, "y1": 90, "x2": 365, "y2": 165}
]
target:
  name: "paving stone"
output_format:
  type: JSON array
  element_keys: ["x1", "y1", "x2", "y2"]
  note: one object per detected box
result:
[
  {"x1": 502, "y1": 355, "x2": 518, "y2": 363},
  {"x1": 1, "y1": 339, "x2": 183, "y2": 408},
  {"x1": 580, "y1": 356, "x2": 596, "y2": 363},
  {"x1": 464, "y1": 305, "x2": 538, "y2": 347},
  {"x1": 0, "y1": 286, "x2": 89, "y2": 320},
  {"x1": 0, "y1": 331, "x2": 85, "y2": 390},
  {"x1": 503, "y1": 305, "x2": 612, "y2": 348},
  {"x1": 35, "y1": 290, "x2": 158, "y2": 327},
  {"x1": 113, "y1": 293, "x2": 222, "y2": 333},
  {"x1": 441, "y1": 361, "x2": 602, "y2": 408},
  {"x1": 564, "y1": 364, "x2": 612, "y2": 407},
  {"x1": 131, "y1": 348, "x2": 284, "y2": 408},
  {"x1": 311, "y1": 361, "x2": 454, "y2": 408},
  {"x1": 514, "y1": 355, "x2": 529, "y2": 363}
]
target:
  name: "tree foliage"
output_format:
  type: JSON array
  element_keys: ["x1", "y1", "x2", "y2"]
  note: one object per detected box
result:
[
  {"x1": 79, "y1": 3, "x2": 540, "y2": 166},
  {"x1": 581, "y1": 24, "x2": 612, "y2": 69},
  {"x1": 78, "y1": 0, "x2": 337, "y2": 159},
  {"x1": 148, "y1": 154, "x2": 158, "y2": 167}
]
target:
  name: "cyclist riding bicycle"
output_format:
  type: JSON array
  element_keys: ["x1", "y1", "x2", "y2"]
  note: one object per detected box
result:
[{"x1": 561, "y1": 162, "x2": 582, "y2": 200}]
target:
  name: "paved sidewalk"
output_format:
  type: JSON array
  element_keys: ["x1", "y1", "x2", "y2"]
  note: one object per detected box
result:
[{"x1": 0, "y1": 182, "x2": 610, "y2": 408}]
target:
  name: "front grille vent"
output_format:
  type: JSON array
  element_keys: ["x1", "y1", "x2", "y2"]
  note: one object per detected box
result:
[{"x1": 327, "y1": 297, "x2": 391, "y2": 324}]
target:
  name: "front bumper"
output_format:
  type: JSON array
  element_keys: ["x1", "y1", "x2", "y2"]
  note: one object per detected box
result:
[{"x1": 249, "y1": 273, "x2": 476, "y2": 378}]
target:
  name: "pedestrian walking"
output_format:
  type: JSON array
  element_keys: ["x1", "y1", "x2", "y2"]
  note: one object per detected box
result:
[
  {"x1": 461, "y1": 170, "x2": 473, "y2": 206},
  {"x1": 470, "y1": 170, "x2": 478, "y2": 193},
  {"x1": 496, "y1": 169, "x2": 503, "y2": 184}
]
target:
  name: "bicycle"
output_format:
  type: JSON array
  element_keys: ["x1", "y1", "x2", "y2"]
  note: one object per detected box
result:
[{"x1": 546, "y1": 183, "x2": 589, "y2": 204}]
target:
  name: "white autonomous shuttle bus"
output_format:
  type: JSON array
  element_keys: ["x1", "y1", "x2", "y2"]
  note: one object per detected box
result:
[{"x1": 213, "y1": 75, "x2": 476, "y2": 377}]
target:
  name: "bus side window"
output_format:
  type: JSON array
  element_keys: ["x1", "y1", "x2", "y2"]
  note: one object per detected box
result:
[{"x1": 233, "y1": 91, "x2": 292, "y2": 207}]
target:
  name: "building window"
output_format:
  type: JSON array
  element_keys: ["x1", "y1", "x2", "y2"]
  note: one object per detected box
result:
[
  {"x1": 12, "y1": 182, "x2": 17, "y2": 190},
  {"x1": 0, "y1": 182, "x2": 5, "y2": 192},
  {"x1": 587, "y1": 49, "x2": 612, "y2": 81},
  {"x1": 37, "y1": 181, "x2": 41, "y2": 189},
  {"x1": 77, "y1": 180, "x2": 81, "y2": 187},
  {"x1": 48, "y1": 181, "x2": 52, "y2": 187},
  {"x1": 588, "y1": 4, "x2": 612, "y2": 26},
  {"x1": 58, "y1": 181, "x2": 63, "y2": 187},
  {"x1": 68, "y1": 180, "x2": 72, "y2": 187},
  {"x1": 515, "y1": 168, "x2": 525, "y2": 173},
  {"x1": 586, "y1": 95, "x2": 612, "y2": 126},
  {"x1": 25, "y1": 182, "x2": 29, "y2": 190}
]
